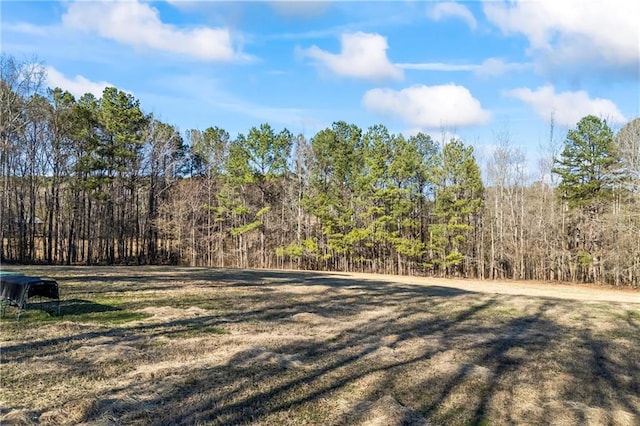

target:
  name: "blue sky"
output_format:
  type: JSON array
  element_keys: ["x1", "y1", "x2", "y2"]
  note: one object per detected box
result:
[{"x1": 2, "y1": 0, "x2": 638, "y2": 178}]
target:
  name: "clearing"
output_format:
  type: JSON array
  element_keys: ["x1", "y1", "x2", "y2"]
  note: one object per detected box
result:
[{"x1": 1, "y1": 266, "x2": 639, "y2": 425}]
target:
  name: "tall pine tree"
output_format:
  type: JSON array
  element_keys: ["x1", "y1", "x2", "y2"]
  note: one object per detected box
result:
[
  {"x1": 552, "y1": 115, "x2": 619, "y2": 282},
  {"x1": 429, "y1": 139, "x2": 484, "y2": 277},
  {"x1": 553, "y1": 115, "x2": 618, "y2": 209}
]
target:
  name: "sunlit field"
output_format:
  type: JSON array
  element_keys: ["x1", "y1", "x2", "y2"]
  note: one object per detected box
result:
[{"x1": 1, "y1": 266, "x2": 639, "y2": 425}]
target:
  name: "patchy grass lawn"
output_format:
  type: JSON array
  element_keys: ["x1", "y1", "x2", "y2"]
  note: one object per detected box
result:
[{"x1": 1, "y1": 266, "x2": 639, "y2": 425}]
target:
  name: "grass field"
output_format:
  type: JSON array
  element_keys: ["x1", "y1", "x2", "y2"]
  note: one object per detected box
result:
[{"x1": 1, "y1": 266, "x2": 639, "y2": 425}]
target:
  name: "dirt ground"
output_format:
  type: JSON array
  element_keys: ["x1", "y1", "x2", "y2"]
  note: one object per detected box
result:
[
  {"x1": 309, "y1": 270, "x2": 640, "y2": 303},
  {"x1": 1, "y1": 267, "x2": 638, "y2": 425}
]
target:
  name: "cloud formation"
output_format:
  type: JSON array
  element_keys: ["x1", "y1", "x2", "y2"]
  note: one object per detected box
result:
[
  {"x1": 363, "y1": 84, "x2": 491, "y2": 128},
  {"x1": 483, "y1": 0, "x2": 639, "y2": 77},
  {"x1": 505, "y1": 85, "x2": 626, "y2": 127},
  {"x1": 427, "y1": 2, "x2": 477, "y2": 30},
  {"x1": 46, "y1": 66, "x2": 113, "y2": 98},
  {"x1": 62, "y1": 0, "x2": 241, "y2": 62},
  {"x1": 397, "y1": 58, "x2": 531, "y2": 76},
  {"x1": 396, "y1": 62, "x2": 477, "y2": 72},
  {"x1": 475, "y1": 58, "x2": 532, "y2": 77},
  {"x1": 299, "y1": 32, "x2": 403, "y2": 81}
]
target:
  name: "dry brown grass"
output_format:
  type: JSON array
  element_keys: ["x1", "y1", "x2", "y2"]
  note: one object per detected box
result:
[{"x1": 1, "y1": 266, "x2": 639, "y2": 425}]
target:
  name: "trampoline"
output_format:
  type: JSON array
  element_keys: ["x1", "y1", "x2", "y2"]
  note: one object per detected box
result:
[{"x1": 0, "y1": 271, "x2": 60, "y2": 318}]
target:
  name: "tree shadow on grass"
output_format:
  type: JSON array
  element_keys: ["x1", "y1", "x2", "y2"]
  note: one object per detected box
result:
[
  {"x1": 11, "y1": 266, "x2": 474, "y2": 296},
  {"x1": 1, "y1": 299, "x2": 121, "y2": 320},
  {"x1": 1, "y1": 268, "x2": 639, "y2": 425},
  {"x1": 155, "y1": 303, "x2": 636, "y2": 424},
  {"x1": 556, "y1": 311, "x2": 640, "y2": 421},
  {"x1": 57, "y1": 299, "x2": 122, "y2": 315},
  {"x1": 1, "y1": 274, "x2": 480, "y2": 389}
]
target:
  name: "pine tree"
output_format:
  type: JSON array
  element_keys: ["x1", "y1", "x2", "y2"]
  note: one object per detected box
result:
[
  {"x1": 552, "y1": 115, "x2": 619, "y2": 282},
  {"x1": 304, "y1": 121, "x2": 363, "y2": 270},
  {"x1": 552, "y1": 115, "x2": 618, "y2": 209},
  {"x1": 429, "y1": 139, "x2": 484, "y2": 277}
]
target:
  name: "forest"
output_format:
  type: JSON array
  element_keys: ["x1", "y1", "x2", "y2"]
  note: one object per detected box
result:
[{"x1": 2, "y1": 56, "x2": 639, "y2": 286}]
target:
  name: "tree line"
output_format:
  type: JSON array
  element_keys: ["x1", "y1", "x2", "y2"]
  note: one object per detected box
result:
[{"x1": 2, "y1": 56, "x2": 639, "y2": 286}]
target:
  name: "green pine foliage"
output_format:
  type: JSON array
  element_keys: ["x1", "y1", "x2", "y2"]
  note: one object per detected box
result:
[
  {"x1": 429, "y1": 139, "x2": 484, "y2": 276},
  {"x1": 553, "y1": 115, "x2": 618, "y2": 208}
]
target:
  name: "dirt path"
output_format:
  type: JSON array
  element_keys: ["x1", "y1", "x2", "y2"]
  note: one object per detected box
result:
[{"x1": 316, "y1": 271, "x2": 640, "y2": 304}]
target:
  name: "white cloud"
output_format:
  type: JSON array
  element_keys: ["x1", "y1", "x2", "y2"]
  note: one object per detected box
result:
[
  {"x1": 2, "y1": 22, "x2": 49, "y2": 36},
  {"x1": 475, "y1": 58, "x2": 532, "y2": 77},
  {"x1": 396, "y1": 58, "x2": 531, "y2": 76},
  {"x1": 483, "y1": 0, "x2": 640, "y2": 77},
  {"x1": 397, "y1": 62, "x2": 477, "y2": 72},
  {"x1": 299, "y1": 32, "x2": 403, "y2": 81},
  {"x1": 46, "y1": 66, "x2": 113, "y2": 98},
  {"x1": 61, "y1": 0, "x2": 242, "y2": 62},
  {"x1": 427, "y1": 2, "x2": 477, "y2": 30},
  {"x1": 505, "y1": 85, "x2": 626, "y2": 127},
  {"x1": 363, "y1": 84, "x2": 491, "y2": 128}
]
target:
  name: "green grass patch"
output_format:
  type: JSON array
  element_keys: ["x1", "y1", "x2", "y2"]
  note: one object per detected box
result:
[
  {"x1": 0, "y1": 299, "x2": 150, "y2": 326},
  {"x1": 474, "y1": 306, "x2": 520, "y2": 320},
  {"x1": 625, "y1": 309, "x2": 640, "y2": 320}
]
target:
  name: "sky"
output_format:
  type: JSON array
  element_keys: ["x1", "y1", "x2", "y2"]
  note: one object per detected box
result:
[{"x1": 2, "y1": 0, "x2": 639, "y2": 178}]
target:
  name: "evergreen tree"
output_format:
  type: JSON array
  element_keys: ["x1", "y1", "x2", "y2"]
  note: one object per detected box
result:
[
  {"x1": 305, "y1": 121, "x2": 364, "y2": 270},
  {"x1": 553, "y1": 116, "x2": 620, "y2": 282},
  {"x1": 429, "y1": 139, "x2": 484, "y2": 276},
  {"x1": 553, "y1": 115, "x2": 618, "y2": 209},
  {"x1": 189, "y1": 126, "x2": 230, "y2": 178}
]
